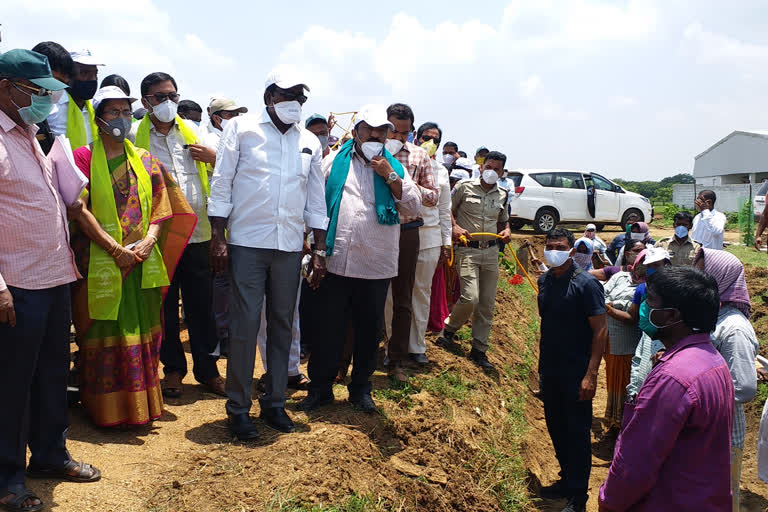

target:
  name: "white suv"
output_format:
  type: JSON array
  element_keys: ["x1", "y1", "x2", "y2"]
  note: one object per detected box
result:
[{"x1": 507, "y1": 169, "x2": 653, "y2": 234}]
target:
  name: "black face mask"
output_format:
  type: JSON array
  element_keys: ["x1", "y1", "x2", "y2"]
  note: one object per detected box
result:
[{"x1": 70, "y1": 80, "x2": 98, "y2": 100}]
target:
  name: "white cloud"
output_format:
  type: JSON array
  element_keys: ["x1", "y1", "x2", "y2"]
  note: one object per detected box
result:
[
  {"x1": 519, "y1": 75, "x2": 541, "y2": 98},
  {"x1": 681, "y1": 22, "x2": 768, "y2": 64}
]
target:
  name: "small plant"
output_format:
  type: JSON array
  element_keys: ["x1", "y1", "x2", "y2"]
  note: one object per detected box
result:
[
  {"x1": 739, "y1": 198, "x2": 755, "y2": 247},
  {"x1": 423, "y1": 370, "x2": 476, "y2": 401}
]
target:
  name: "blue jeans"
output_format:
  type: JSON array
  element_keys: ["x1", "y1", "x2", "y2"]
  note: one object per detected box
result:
[{"x1": 0, "y1": 285, "x2": 72, "y2": 492}]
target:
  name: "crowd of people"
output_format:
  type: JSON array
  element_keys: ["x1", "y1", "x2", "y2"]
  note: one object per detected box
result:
[{"x1": 1, "y1": 42, "x2": 767, "y2": 512}]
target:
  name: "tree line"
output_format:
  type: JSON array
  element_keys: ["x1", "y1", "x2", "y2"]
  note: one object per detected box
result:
[{"x1": 613, "y1": 173, "x2": 695, "y2": 203}]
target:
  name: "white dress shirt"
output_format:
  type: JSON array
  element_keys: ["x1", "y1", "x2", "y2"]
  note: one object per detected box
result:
[
  {"x1": 419, "y1": 160, "x2": 452, "y2": 250},
  {"x1": 203, "y1": 123, "x2": 223, "y2": 150},
  {"x1": 128, "y1": 118, "x2": 211, "y2": 243},
  {"x1": 692, "y1": 208, "x2": 726, "y2": 249},
  {"x1": 208, "y1": 109, "x2": 328, "y2": 252},
  {"x1": 48, "y1": 92, "x2": 93, "y2": 144}
]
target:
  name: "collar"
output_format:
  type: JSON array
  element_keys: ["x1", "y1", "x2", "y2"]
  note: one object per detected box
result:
[
  {"x1": 472, "y1": 177, "x2": 499, "y2": 192},
  {"x1": 672, "y1": 236, "x2": 691, "y2": 245},
  {"x1": 659, "y1": 332, "x2": 712, "y2": 363},
  {"x1": 0, "y1": 108, "x2": 36, "y2": 136}
]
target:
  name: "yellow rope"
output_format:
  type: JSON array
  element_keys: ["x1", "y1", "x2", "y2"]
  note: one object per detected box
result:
[{"x1": 329, "y1": 111, "x2": 357, "y2": 150}]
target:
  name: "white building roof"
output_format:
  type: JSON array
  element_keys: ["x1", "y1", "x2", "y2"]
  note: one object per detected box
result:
[{"x1": 694, "y1": 130, "x2": 768, "y2": 178}]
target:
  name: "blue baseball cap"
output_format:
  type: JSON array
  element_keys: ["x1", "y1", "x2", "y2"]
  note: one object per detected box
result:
[
  {"x1": 305, "y1": 113, "x2": 327, "y2": 128},
  {"x1": 0, "y1": 49, "x2": 68, "y2": 91}
]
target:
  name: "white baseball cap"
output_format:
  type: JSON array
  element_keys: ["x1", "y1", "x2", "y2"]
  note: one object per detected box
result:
[
  {"x1": 644, "y1": 247, "x2": 671, "y2": 265},
  {"x1": 70, "y1": 49, "x2": 104, "y2": 66},
  {"x1": 450, "y1": 169, "x2": 471, "y2": 181},
  {"x1": 353, "y1": 104, "x2": 393, "y2": 130},
  {"x1": 586, "y1": 223, "x2": 597, "y2": 231},
  {"x1": 453, "y1": 157, "x2": 474, "y2": 171},
  {"x1": 92, "y1": 86, "x2": 137, "y2": 112},
  {"x1": 264, "y1": 67, "x2": 309, "y2": 91}
]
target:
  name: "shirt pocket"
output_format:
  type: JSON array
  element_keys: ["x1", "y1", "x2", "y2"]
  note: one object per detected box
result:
[{"x1": 299, "y1": 153, "x2": 312, "y2": 183}]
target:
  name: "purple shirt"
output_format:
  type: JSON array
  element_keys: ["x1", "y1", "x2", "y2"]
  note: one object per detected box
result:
[{"x1": 599, "y1": 332, "x2": 734, "y2": 511}]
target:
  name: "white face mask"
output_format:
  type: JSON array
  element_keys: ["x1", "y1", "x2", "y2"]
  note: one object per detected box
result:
[
  {"x1": 218, "y1": 117, "x2": 230, "y2": 132},
  {"x1": 273, "y1": 100, "x2": 302, "y2": 124},
  {"x1": 317, "y1": 135, "x2": 329, "y2": 149},
  {"x1": 361, "y1": 141, "x2": 383, "y2": 161},
  {"x1": 630, "y1": 232, "x2": 645, "y2": 240},
  {"x1": 385, "y1": 138, "x2": 404, "y2": 155},
  {"x1": 443, "y1": 154, "x2": 455, "y2": 165},
  {"x1": 151, "y1": 99, "x2": 178, "y2": 123},
  {"x1": 51, "y1": 89, "x2": 65, "y2": 104},
  {"x1": 482, "y1": 169, "x2": 499, "y2": 185},
  {"x1": 544, "y1": 249, "x2": 572, "y2": 268}
]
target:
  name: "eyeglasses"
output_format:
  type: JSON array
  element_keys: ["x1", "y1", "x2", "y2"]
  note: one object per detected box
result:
[
  {"x1": 103, "y1": 109, "x2": 133, "y2": 119},
  {"x1": 144, "y1": 92, "x2": 180, "y2": 103},
  {"x1": 12, "y1": 82, "x2": 51, "y2": 97},
  {"x1": 273, "y1": 89, "x2": 307, "y2": 105}
]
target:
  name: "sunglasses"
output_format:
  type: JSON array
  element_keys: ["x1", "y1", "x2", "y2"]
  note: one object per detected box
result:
[
  {"x1": 420, "y1": 135, "x2": 440, "y2": 144},
  {"x1": 273, "y1": 89, "x2": 307, "y2": 104},
  {"x1": 144, "y1": 92, "x2": 180, "y2": 103},
  {"x1": 12, "y1": 82, "x2": 51, "y2": 97}
]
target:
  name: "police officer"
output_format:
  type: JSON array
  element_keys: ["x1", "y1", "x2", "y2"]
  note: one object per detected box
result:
[{"x1": 436, "y1": 150, "x2": 511, "y2": 369}]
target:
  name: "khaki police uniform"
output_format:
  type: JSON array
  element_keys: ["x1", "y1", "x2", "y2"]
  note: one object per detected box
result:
[
  {"x1": 655, "y1": 236, "x2": 700, "y2": 266},
  {"x1": 445, "y1": 178, "x2": 509, "y2": 352}
]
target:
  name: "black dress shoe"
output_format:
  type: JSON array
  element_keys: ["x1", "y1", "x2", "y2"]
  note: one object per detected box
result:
[
  {"x1": 298, "y1": 392, "x2": 334, "y2": 411},
  {"x1": 469, "y1": 348, "x2": 495, "y2": 369},
  {"x1": 227, "y1": 413, "x2": 260, "y2": 441},
  {"x1": 409, "y1": 353, "x2": 429, "y2": 365},
  {"x1": 349, "y1": 393, "x2": 377, "y2": 413},
  {"x1": 539, "y1": 479, "x2": 568, "y2": 499},
  {"x1": 259, "y1": 406, "x2": 295, "y2": 433},
  {"x1": 561, "y1": 495, "x2": 588, "y2": 512}
]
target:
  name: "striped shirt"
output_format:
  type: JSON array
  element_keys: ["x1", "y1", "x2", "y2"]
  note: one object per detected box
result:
[
  {"x1": 392, "y1": 142, "x2": 437, "y2": 223},
  {"x1": 0, "y1": 109, "x2": 79, "y2": 291},
  {"x1": 322, "y1": 150, "x2": 421, "y2": 279}
]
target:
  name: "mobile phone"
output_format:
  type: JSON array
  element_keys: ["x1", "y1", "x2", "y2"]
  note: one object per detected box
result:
[
  {"x1": 182, "y1": 144, "x2": 189, "y2": 149},
  {"x1": 124, "y1": 239, "x2": 143, "y2": 250}
]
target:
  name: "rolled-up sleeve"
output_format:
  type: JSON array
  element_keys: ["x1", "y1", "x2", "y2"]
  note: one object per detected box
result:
[
  {"x1": 415, "y1": 152, "x2": 438, "y2": 207},
  {"x1": 395, "y1": 170, "x2": 422, "y2": 218},
  {"x1": 207, "y1": 120, "x2": 239, "y2": 218},
  {"x1": 304, "y1": 142, "x2": 329, "y2": 230}
]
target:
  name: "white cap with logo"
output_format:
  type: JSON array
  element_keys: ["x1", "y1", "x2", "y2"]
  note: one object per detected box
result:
[{"x1": 70, "y1": 49, "x2": 105, "y2": 66}]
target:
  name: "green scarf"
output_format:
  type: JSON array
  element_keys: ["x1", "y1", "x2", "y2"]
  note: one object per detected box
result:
[
  {"x1": 88, "y1": 138, "x2": 169, "y2": 321},
  {"x1": 66, "y1": 93, "x2": 98, "y2": 150},
  {"x1": 134, "y1": 114, "x2": 210, "y2": 196},
  {"x1": 325, "y1": 140, "x2": 404, "y2": 255}
]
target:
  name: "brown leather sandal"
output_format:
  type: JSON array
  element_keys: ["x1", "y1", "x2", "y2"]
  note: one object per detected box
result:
[{"x1": 162, "y1": 372, "x2": 183, "y2": 398}]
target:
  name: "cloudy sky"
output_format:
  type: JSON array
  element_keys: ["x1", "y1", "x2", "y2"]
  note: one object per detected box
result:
[{"x1": 2, "y1": 0, "x2": 766, "y2": 179}]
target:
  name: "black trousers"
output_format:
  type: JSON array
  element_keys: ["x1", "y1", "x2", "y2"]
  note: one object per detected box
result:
[
  {"x1": 0, "y1": 285, "x2": 71, "y2": 493},
  {"x1": 541, "y1": 374, "x2": 592, "y2": 497},
  {"x1": 161, "y1": 241, "x2": 220, "y2": 383},
  {"x1": 299, "y1": 279, "x2": 321, "y2": 355},
  {"x1": 307, "y1": 273, "x2": 390, "y2": 397}
]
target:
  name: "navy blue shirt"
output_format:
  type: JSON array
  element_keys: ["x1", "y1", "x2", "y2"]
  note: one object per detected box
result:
[{"x1": 537, "y1": 263, "x2": 606, "y2": 377}]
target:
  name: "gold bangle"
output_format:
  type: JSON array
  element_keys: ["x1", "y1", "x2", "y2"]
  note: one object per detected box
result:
[{"x1": 147, "y1": 233, "x2": 158, "y2": 243}]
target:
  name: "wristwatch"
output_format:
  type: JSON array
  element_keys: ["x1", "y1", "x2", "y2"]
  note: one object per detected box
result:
[
  {"x1": 386, "y1": 171, "x2": 399, "y2": 184},
  {"x1": 313, "y1": 249, "x2": 327, "y2": 258}
]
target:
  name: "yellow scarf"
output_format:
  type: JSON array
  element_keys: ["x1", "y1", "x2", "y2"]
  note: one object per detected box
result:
[
  {"x1": 65, "y1": 92, "x2": 98, "y2": 150},
  {"x1": 134, "y1": 115, "x2": 210, "y2": 196}
]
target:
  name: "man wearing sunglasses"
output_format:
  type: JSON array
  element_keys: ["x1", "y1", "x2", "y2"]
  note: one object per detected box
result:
[
  {"x1": 47, "y1": 48, "x2": 104, "y2": 150},
  {"x1": 0, "y1": 49, "x2": 102, "y2": 512},
  {"x1": 209, "y1": 68, "x2": 329, "y2": 439},
  {"x1": 30, "y1": 41, "x2": 74, "y2": 155},
  {"x1": 128, "y1": 72, "x2": 223, "y2": 400}
]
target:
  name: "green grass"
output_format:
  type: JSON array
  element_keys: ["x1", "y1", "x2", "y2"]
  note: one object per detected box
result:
[
  {"x1": 423, "y1": 370, "x2": 476, "y2": 401},
  {"x1": 372, "y1": 379, "x2": 420, "y2": 409},
  {"x1": 264, "y1": 491, "x2": 388, "y2": 512},
  {"x1": 727, "y1": 245, "x2": 768, "y2": 268},
  {"x1": 455, "y1": 325, "x2": 473, "y2": 341},
  {"x1": 756, "y1": 382, "x2": 768, "y2": 409}
]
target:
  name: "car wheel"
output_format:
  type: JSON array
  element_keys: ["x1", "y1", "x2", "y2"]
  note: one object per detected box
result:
[
  {"x1": 621, "y1": 208, "x2": 644, "y2": 226},
  {"x1": 594, "y1": 224, "x2": 605, "y2": 231},
  {"x1": 533, "y1": 208, "x2": 558, "y2": 234},
  {"x1": 509, "y1": 220, "x2": 525, "y2": 231}
]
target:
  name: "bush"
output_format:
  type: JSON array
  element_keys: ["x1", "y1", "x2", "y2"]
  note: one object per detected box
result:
[{"x1": 739, "y1": 198, "x2": 755, "y2": 246}]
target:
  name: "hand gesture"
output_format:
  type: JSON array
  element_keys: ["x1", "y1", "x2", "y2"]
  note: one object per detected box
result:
[
  {"x1": 694, "y1": 197, "x2": 707, "y2": 212},
  {"x1": 0, "y1": 288, "x2": 16, "y2": 327},
  {"x1": 188, "y1": 144, "x2": 216, "y2": 165},
  {"x1": 452, "y1": 225, "x2": 471, "y2": 243},
  {"x1": 369, "y1": 155, "x2": 393, "y2": 178},
  {"x1": 114, "y1": 247, "x2": 139, "y2": 270},
  {"x1": 133, "y1": 238, "x2": 156, "y2": 262},
  {"x1": 498, "y1": 228, "x2": 512, "y2": 244}
]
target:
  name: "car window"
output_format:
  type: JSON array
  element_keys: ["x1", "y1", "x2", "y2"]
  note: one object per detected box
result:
[
  {"x1": 591, "y1": 174, "x2": 615, "y2": 192},
  {"x1": 508, "y1": 173, "x2": 523, "y2": 187},
  {"x1": 531, "y1": 173, "x2": 556, "y2": 187},
  {"x1": 556, "y1": 172, "x2": 585, "y2": 190},
  {"x1": 758, "y1": 180, "x2": 768, "y2": 196}
]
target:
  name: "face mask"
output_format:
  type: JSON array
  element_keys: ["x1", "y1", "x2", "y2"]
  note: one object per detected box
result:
[
  {"x1": 13, "y1": 93, "x2": 54, "y2": 125},
  {"x1": 151, "y1": 99, "x2": 178, "y2": 123},
  {"x1": 585, "y1": 230, "x2": 595, "y2": 240},
  {"x1": 192, "y1": 120, "x2": 200, "y2": 126},
  {"x1": 420, "y1": 139, "x2": 437, "y2": 157},
  {"x1": 638, "y1": 301, "x2": 658, "y2": 339},
  {"x1": 674, "y1": 225, "x2": 689, "y2": 239},
  {"x1": 385, "y1": 139, "x2": 404, "y2": 155},
  {"x1": 645, "y1": 267, "x2": 657, "y2": 277},
  {"x1": 219, "y1": 117, "x2": 230, "y2": 132},
  {"x1": 630, "y1": 232, "x2": 645, "y2": 241},
  {"x1": 648, "y1": 306, "x2": 682, "y2": 330},
  {"x1": 70, "y1": 79, "x2": 97, "y2": 100},
  {"x1": 476, "y1": 157, "x2": 486, "y2": 166},
  {"x1": 51, "y1": 89, "x2": 65, "y2": 104},
  {"x1": 99, "y1": 116, "x2": 131, "y2": 142},
  {"x1": 361, "y1": 141, "x2": 383, "y2": 161},
  {"x1": 573, "y1": 253, "x2": 592, "y2": 269},
  {"x1": 544, "y1": 249, "x2": 571, "y2": 268},
  {"x1": 482, "y1": 169, "x2": 499, "y2": 185},
  {"x1": 272, "y1": 100, "x2": 302, "y2": 124},
  {"x1": 317, "y1": 135, "x2": 329, "y2": 149},
  {"x1": 625, "y1": 224, "x2": 633, "y2": 235},
  {"x1": 443, "y1": 154, "x2": 455, "y2": 166}
]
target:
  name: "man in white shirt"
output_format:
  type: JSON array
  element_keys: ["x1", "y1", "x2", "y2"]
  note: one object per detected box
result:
[
  {"x1": 47, "y1": 49, "x2": 103, "y2": 149},
  {"x1": 209, "y1": 68, "x2": 328, "y2": 440},
  {"x1": 691, "y1": 189, "x2": 726, "y2": 250},
  {"x1": 128, "y1": 72, "x2": 223, "y2": 399},
  {"x1": 203, "y1": 97, "x2": 247, "y2": 149}
]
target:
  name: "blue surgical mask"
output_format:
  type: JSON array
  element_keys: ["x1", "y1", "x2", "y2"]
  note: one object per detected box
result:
[
  {"x1": 674, "y1": 225, "x2": 689, "y2": 239},
  {"x1": 638, "y1": 301, "x2": 658, "y2": 339},
  {"x1": 11, "y1": 89, "x2": 54, "y2": 125},
  {"x1": 645, "y1": 267, "x2": 657, "y2": 277}
]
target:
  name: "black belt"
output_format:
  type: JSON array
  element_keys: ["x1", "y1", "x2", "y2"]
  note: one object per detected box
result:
[
  {"x1": 464, "y1": 239, "x2": 498, "y2": 249},
  {"x1": 401, "y1": 220, "x2": 424, "y2": 231}
]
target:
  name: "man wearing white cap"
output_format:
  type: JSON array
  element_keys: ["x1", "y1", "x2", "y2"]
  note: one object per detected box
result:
[
  {"x1": 209, "y1": 67, "x2": 328, "y2": 439},
  {"x1": 47, "y1": 49, "x2": 104, "y2": 149},
  {"x1": 300, "y1": 104, "x2": 421, "y2": 414}
]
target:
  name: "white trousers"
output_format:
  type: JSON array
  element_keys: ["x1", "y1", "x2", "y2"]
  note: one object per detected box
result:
[
  {"x1": 385, "y1": 246, "x2": 441, "y2": 354},
  {"x1": 257, "y1": 283, "x2": 302, "y2": 377}
]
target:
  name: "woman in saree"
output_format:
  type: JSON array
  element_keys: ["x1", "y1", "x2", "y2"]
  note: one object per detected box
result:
[{"x1": 69, "y1": 86, "x2": 196, "y2": 427}]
